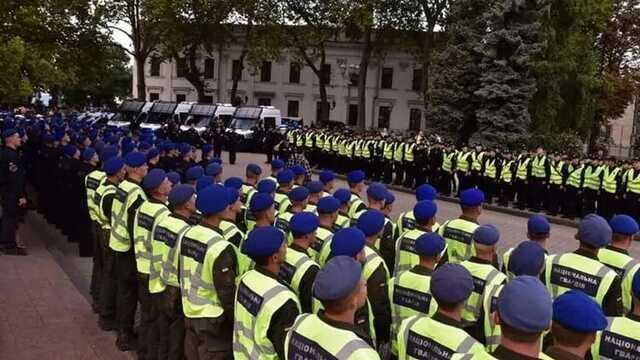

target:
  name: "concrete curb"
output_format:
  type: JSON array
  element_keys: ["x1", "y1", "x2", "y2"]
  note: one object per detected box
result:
[{"x1": 312, "y1": 169, "x2": 579, "y2": 228}]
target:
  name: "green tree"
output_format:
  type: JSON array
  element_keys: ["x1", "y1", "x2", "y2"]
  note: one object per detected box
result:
[
  {"x1": 473, "y1": 0, "x2": 547, "y2": 146},
  {"x1": 0, "y1": 38, "x2": 34, "y2": 106}
]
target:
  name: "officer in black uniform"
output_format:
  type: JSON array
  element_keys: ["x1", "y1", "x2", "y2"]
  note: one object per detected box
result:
[{"x1": 0, "y1": 128, "x2": 28, "y2": 255}]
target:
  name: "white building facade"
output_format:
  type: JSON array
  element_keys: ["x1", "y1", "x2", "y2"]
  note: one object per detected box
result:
[{"x1": 133, "y1": 40, "x2": 426, "y2": 130}]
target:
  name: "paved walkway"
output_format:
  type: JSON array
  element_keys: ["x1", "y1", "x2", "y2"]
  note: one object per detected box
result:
[{"x1": 0, "y1": 213, "x2": 133, "y2": 360}]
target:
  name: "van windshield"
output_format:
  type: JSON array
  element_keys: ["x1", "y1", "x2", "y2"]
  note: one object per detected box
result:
[
  {"x1": 229, "y1": 118, "x2": 257, "y2": 130},
  {"x1": 184, "y1": 115, "x2": 211, "y2": 127}
]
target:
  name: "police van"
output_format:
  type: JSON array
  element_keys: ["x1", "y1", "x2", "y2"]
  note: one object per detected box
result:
[
  {"x1": 107, "y1": 100, "x2": 151, "y2": 129},
  {"x1": 179, "y1": 103, "x2": 236, "y2": 134},
  {"x1": 138, "y1": 101, "x2": 178, "y2": 132},
  {"x1": 226, "y1": 106, "x2": 283, "y2": 145}
]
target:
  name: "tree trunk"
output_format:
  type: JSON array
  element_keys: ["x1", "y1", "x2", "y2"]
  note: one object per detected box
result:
[
  {"x1": 184, "y1": 46, "x2": 206, "y2": 102},
  {"x1": 588, "y1": 111, "x2": 604, "y2": 154},
  {"x1": 357, "y1": 27, "x2": 372, "y2": 131},
  {"x1": 318, "y1": 56, "x2": 330, "y2": 125},
  {"x1": 135, "y1": 54, "x2": 146, "y2": 101},
  {"x1": 230, "y1": 51, "x2": 246, "y2": 106},
  {"x1": 422, "y1": 32, "x2": 434, "y2": 113}
]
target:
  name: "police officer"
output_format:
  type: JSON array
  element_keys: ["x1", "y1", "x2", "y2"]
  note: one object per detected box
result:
[
  {"x1": 333, "y1": 188, "x2": 356, "y2": 230},
  {"x1": 314, "y1": 196, "x2": 341, "y2": 265},
  {"x1": 246, "y1": 193, "x2": 276, "y2": 232},
  {"x1": 502, "y1": 215, "x2": 550, "y2": 276},
  {"x1": 278, "y1": 212, "x2": 320, "y2": 313},
  {"x1": 397, "y1": 264, "x2": 488, "y2": 359},
  {"x1": 396, "y1": 184, "x2": 438, "y2": 236},
  {"x1": 285, "y1": 256, "x2": 380, "y2": 359},
  {"x1": 490, "y1": 276, "x2": 552, "y2": 359},
  {"x1": 346, "y1": 170, "x2": 367, "y2": 219},
  {"x1": 275, "y1": 187, "x2": 310, "y2": 236},
  {"x1": 0, "y1": 128, "x2": 27, "y2": 255},
  {"x1": 149, "y1": 184, "x2": 196, "y2": 360},
  {"x1": 591, "y1": 271, "x2": 640, "y2": 360},
  {"x1": 388, "y1": 232, "x2": 444, "y2": 357},
  {"x1": 480, "y1": 241, "x2": 546, "y2": 351},
  {"x1": 460, "y1": 225, "x2": 507, "y2": 325},
  {"x1": 352, "y1": 183, "x2": 395, "y2": 270},
  {"x1": 544, "y1": 214, "x2": 621, "y2": 316},
  {"x1": 544, "y1": 290, "x2": 607, "y2": 360},
  {"x1": 497, "y1": 152, "x2": 515, "y2": 207},
  {"x1": 394, "y1": 200, "x2": 441, "y2": 276},
  {"x1": 306, "y1": 180, "x2": 323, "y2": 208},
  {"x1": 438, "y1": 188, "x2": 484, "y2": 264},
  {"x1": 110, "y1": 151, "x2": 149, "y2": 350},
  {"x1": 78, "y1": 147, "x2": 101, "y2": 258},
  {"x1": 179, "y1": 185, "x2": 238, "y2": 359},
  {"x1": 529, "y1": 146, "x2": 549, "y2": 212},
  {"x1": 240, "y1": 163, "x2": 261, "y2": 205},
  {"x1": 563, "y1": 157, "x2": 585, "y2": 219},
  {"x1": 598, "y1": 214, "x2": 640, "y2": 314},
  {"x1": 266, "y1": 159, "x2": 284, "y2": 183},
  {"x1": 96, "y1": 156, "x2": 126, "y2": 331},
  {"x1": 85, "y1": 147, "x2": 108, "y2": 308},
  {"x1": 598, "y1": 157, "x2": 621, "y2": 220},
  {"x1": 233, "y1": 226, "x2": 301, "y2": 359},
  {"x1": 133, "y1": 169, "x2": 172, "y2": 359},
  {"x1": 274, "y1": 169, "x2": 294, "y2": 212},
  {"x1": 319, "y1": 169, "x2": 335, "y2": 196}
]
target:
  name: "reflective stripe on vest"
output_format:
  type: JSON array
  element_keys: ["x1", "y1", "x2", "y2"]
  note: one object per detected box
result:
[
  {"x1": 443, "y1": 153, "x2": 454, "y2": 173},
  {"x1": 626, "y1": 169, "x2": 640, "y2": 194},
  {"x1": 584, "y1": 165, "x2": 604, "y2": 190},
  {"x1": 85, "y1": 170, "x2": 106, "y2": 221},
  {"x1": 549, "y1": 161, "x2": 563, "y2": 185},
  {"x1": 404, "y1": 144, "x2": 415, "y2": 162},
  {"x1": 133, "y1": 201, "x2": 170, "y2": 274},
  {"x1": 149, "y1": 215, "x2": 191, "y2": 294},
  {"x1": 482, "y1": 284, "x2": 503, "y2": 352},
  {"x1": 398, "y1": 315, "x2": 480, "y2": 359},
  {"x1": 598, "y1": 248, "x2": 640, "y2": 314},
  {"x1": 545, "y1": 253, "x2": 618, "y2": 305},
  {"x1": 438, "y1": 219, "x2": 478, "y2": 263},
  {"x1": 457, "y1": 153, "x2": 470, "y2": 172},
  {"x1": 472, "y1": 152, "x2": 484, "y2": 171},
  {"x1": 603, "y1": 167, "x2": 621, "y2": 194},
  {"x1": 109, "y1": 180, "x2": 147, "y2": 252},
  {"x1": 312, "y1": 227, "x2": 334, "y2": 264},
  {"x1": 363, "y1": 246, "x2": 390, "y2": 282},
  {"x1": 95, "y1": 182, "x2": 117, "y2": 229},
  {"x1": 516, "y1": 159, "x2": 530, "y2": 180},
  {"x1": 233, "y1": 270, "x2": 301, "y2": 360},
  {"x1": 384, "y1": 143, "x2": 394, "y2": 160},
  {"x1": 394, "y1": 143, "x2": 404, "y2": 162},
  {"x1": 499, "y1": 161, "x2": 514, "y2": 183},
  {"x1": 278, "y1": 247, "x2": 318, "y2": 295},
  {"x1": 484, "y1": 159, "x2": 496, "y2": 179},
  {"x1": 567, "y1": 167, "x2": 584, "y2": 188},
  {"x1": 460, "y1": 262, "x2": 506, "y2": 323},
  {"x1": 532, "y1": 156, "x2": 546, "y2": 178}
]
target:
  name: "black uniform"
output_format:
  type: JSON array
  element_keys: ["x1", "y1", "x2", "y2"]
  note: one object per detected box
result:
[{"x1": 0, "y1": 146, "x2": 26, "y2": 252}]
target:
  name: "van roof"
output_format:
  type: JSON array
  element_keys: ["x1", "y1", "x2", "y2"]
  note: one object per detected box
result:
[
  {"x1": 150, "y1": 101, "x2": 178, "y2": 114},
  {"x1": 118, "y1": 100, "x2": 145, "y2": 112}
]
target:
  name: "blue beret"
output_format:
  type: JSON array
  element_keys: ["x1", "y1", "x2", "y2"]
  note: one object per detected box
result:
[
  {"x1": 211, "y1": 157, "x2": 222, "y2": 165},
  {"x1": 317, "y1": 196, "x2": 340, "y2": 214},
  {"x1": 185, "y1": 166, "x2": 204, "y2": 181},
  {"x1": 609, "y1": 214, "x2": 639, "y2": 236},
  {"x1": 431, "y1": 264, "x2": 474, "y2": 303},
  {"x1": 528, "y1": 215, "x2": 550, "y2": 235},
  {"x1": 250, "y1": 193, "x2": 274, "y2": 212},
  {"x1": 291, "y1": 165, "x2": 305, "y2": 176},
  {"x1": 224, "y1": 177, "x2": 243, "y2": 190},
  {"x1": 179, "y1": 143, "x2": 192, "y2": 156},
  {"x1": 103, "y1": 157, "x2": 124, "y2": 176},
  {"x1": 415, "y1": 232, "x2": 446, "y2": 257},
  {"x1": 306, "y1": 181, "x2": 323, "y2": 194},
  {"x1": 313, "y1": 256, "x2": 362, "y2": 301},
  {"x1": 497, "y1": 276, "x2": 552, "y2": 333},
  {"x1": 289, "y1": 187, "x2": 310, "y2": 202},
  {"x1": 385, "y1": 191, "x2": 395, "y2": 205},
  {"x1": 196, "y1": 185, "x2": 229, "y2": 215},
  {"x1": 553, "y1": 290, "x2": 607, "y2": 332},
  {"x1": 122, "y1": 142, "x2": 136, "y2": 155},
  {"x1": 319, "y1": 170, "x2": 335, "y2": 184},
  {"x1": 246, "y1": 163, "x2": 262, "y2": 176},
  {"x1": 63, "y1": 144, "x2": 78, "y2": 158},
  {"x1": 226, "y1": 187, "x2": 240, "y2": 204},
  {"x1": 143, "y1": 169, "x2": 167, "y2": 191},
  {"x1": 333, "y1": 189, "x2": 351, "y2": 205},
  {"x1": 168, "y1": 184, "x2": 195, "y2": 207},
  {"x1": 54, "y1": 130, "x2": 66, "y2": 141},
  {"x1": 124, "y1": 152, "x2": 146, "y2": 167},
  {"x1": 473, "y1": 224, "x2": 500, "y2": 245},
  {"x1": 367, "y1": 183, "x2": 388, "y2": 201},
  {"x1": 2, "y1": 128, "x2": 17, "y2": 138},
  {"x1": 331, "y1": 227, "x2": 366, "y2": 257},
  {"x1": 205, "y1": 163, "x2": 222, "y2": 177},
  {"x1": 244, "y1": 226, "x2": 285, "y2": 257},
  {"x1": 82, "y1": 147, "x2": 96, "y2": 161},
  {"x1": 347, "y1": 170, "x2": 365, "y2": 183},
  {"x1": 416, "y1": 184, "x2": 437, "y2": 201},
  {"x1": 257, "y1": 179, "x2": 277, "y2": 194},
  {"x1": 290, "y1": 212, "x2": 319, "y2": 235},
  {"x1": 196, "y1": 176, "x2": 215, "y2": 192},
  {"x1": 271, "y1": 159, "x2": 284, "y2": 170},
  {"x1": 167, "y1": 171, "x2": 181, "y2": 185},
  {"x1": 578, "y1": 214, "x2": 612, "y2": 248},
  {"x1": 509, "y1": 241, "x2": 545, "y2": 276},
  {"x1": 460, "y1": 188, "x2": 485, "y2": 207},
  {"x1": 633, "y1": 271, "x2": 640, "y2": 299},
  {"x1": 101, "y1": 145, "x2": 119, "y2": 162},
  {"x1": 202, "y1": 144, "x2": 213, "y2": 154},
  {"x1": 277, "y1": 169, "x2": 294, "y2": 184},
  {"x1": 356, "y1": 210, "x2": 385, "y2": 237},
  {"x1": 414, "y1": 200, "x2": 438, "y2": 222},
  {"x1": 146, "y1": 148, "x2": 159, "y2": 160}
]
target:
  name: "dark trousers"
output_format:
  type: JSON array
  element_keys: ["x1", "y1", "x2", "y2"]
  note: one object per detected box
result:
[
  {"x1": 624, "y1": 193, "x2": 640, "y2": 221},
  {"x1": 483, "y1": 178, "x2": 496, "y2": 204},
  {"x1": 0, "y1": 196, "x2": 18, "y2": 249},
  {"x1": 155, "y1": 287, "x2": 185, "y2": 360},
  {"x1": 439, "y1": 172, "x2": 452, "y2": 196},
  {"x1": 115, "y1": 250, "x2": 138, "y2": 333},
  {"x1": 100, "y1": 244, "x2": 118, "y2": 321},
  {"x1": 546, "y1": 184, "x2": 562, "y2": 216},
  {"x1": 563, "y1": 187, "x2": 580, "y2": 219},
  {"x1": 598, "y1": 192, "x2": 617, "y2": 220},
  {"x1": 498, "y1": 182, "x2": 514, "y2": 206},
  {"x1": 383, "y1": 160, "x2": 394, "y2": 184},
  {"x1": 213, "y1": 147, "x2": 222, "y2": 159},
  {"x1": 529, "y1": 177, "x2": 545, "y2": 211},
  {"x1": 138, "y1": 273, "x2": 155, "y2": 360},
  {"x1": 394, "y1": 161, "x2": 404, "y2": 185},
  {"x1": 404, "y1": 162, "x2": 415, "y2": 188},
  {"x1": 228, "y1": 150, "x2": 236, "y2": 165},
  {"x1": 457, "y1": 171, "x2": 472, "y2": 194},
  {"x1": 184, "y1": 317, "x2": 233, "y2": 360},
  {"x1": 90, "y1": 222, "x2": 104, "y2": 307},
  {"x1": 515, "y1": 179, "x2": 528, "y2": 209},
  {"x1": 582, "y1": 188, "x2": 598, "y2": 216}
]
